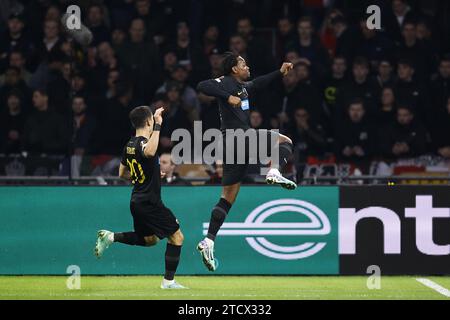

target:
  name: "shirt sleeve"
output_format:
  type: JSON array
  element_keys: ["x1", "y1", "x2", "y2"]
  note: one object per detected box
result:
[
  {"x1": 197, "y1": 78, "x2": 231, "y2": 100},
  {"x1": 244, "y1": 70, "x2": 282, "y2": 94}
]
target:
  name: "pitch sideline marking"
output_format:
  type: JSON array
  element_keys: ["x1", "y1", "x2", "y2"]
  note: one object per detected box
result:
[{"x1": 416, "y1": 278, "x2": 450, "y2": 298}]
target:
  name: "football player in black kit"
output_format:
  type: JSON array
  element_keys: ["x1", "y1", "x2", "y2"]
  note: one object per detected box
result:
[
  {"x1": 196, "y1": 52, "x2": 297, "y2": 271},
  {"x1": 94, "y1": 106, "x2": 187, "y2": 289}
]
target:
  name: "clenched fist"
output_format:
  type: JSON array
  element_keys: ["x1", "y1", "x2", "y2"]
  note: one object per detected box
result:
[
  {"x1": 280, "y1": 62, "x2": 294, "y2": 76},
  {"x1": 228, "y1": 95, "x2": 242, "y2": 108}
]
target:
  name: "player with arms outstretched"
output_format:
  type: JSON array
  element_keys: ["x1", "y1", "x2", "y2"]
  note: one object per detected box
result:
[
  {"x1": 94, "y1": 106, "x2": 186, "y2": 289},
  {"x1": 196, "y1": 52, "x2": 297, "y2": 271}
]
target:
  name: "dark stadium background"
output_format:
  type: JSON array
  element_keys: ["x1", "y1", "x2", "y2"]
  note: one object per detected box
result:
[{"x1": 1, "y1": 0, "x2": 450, "y2": 185}]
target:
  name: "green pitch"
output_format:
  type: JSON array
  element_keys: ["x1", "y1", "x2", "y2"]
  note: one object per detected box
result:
[{"x1": 0, "y1": 276, "x2": 449, "y2": 300}]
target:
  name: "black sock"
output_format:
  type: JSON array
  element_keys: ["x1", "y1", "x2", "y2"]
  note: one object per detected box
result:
[
  {"x1": 113, "y1": 232, "x2": 146, "y2": 246},
  {"x1": 278, "y1": 142, "x2": 293, "y2": 170},
  {"x1": 164, "y1": 243, "x2": 182, "y2": 281},
  {"x1": 206, "y1": 198, "x2": 232, "y2": 241}
]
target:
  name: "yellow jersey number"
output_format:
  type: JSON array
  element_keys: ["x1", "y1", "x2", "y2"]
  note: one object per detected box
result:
[{"x1": 126, "y1": 159, "x2": 146, "y2": 184}]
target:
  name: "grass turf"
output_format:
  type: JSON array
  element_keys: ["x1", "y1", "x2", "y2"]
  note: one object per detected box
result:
[{"x1": 0, "y1": 276, "x2": 449, "y2": 300}]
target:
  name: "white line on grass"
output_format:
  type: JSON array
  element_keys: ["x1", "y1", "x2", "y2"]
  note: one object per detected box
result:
[{"x1": 416, "y1": 278, "x2": 450, "y2": 298}]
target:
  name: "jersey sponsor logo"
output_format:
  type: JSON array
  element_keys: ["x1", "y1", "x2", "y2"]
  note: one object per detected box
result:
[{"x1": 203, "y1": 199, "x2": 331, "y2": 260}]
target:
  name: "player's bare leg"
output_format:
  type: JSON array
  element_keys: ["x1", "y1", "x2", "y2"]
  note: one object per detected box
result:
[
  {"x1": 197, "y1": 183, "x2": 240, "y2": 271},
  {"x1": 161, "y1": 229, "x2": 187, "y2": 289},
  {"x1": 266, "y1": 134, "x2": 297, "y2": 190},
  {"x1": 94, "y1": 231, "x2": 159, "y2": 258}
]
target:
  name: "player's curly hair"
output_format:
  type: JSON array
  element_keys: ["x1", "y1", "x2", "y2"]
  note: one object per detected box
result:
[{"x1": 221, "y1": 51, "x2": 239, "y2": 76}]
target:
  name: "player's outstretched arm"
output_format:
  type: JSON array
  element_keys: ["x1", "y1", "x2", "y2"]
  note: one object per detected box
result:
[
  {"x1": 245, "y1": 62, "x2": 294, "y2": 92},
  {"x1": 143, "y1": 107, "x2": 164, "y2": 158},
  {"x1": 197, "y1": 78, "x2": 231, "y2": 100}
]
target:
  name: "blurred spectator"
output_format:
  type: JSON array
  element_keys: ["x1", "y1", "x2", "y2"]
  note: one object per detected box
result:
[
  {"x1": 202, "y1": 25, "x2": 222, "y2": 57},
  {"x1": 289, "y1": 108, "x2": 327, "y2": 161},
  {"x1": 0, "y1": 13, "x2": 34, "y2": 72},
  {"x1": 206, "y1": 48, "x2": 223, "y2": 79},
  {"x1": 249, "y1": 110, "x2": 265, "y2": 129},
  {"x1": 379, "y1": 106, "x2": 429, "y2": 158},
  {"x1": 396, "y1": 21, "x2": 437, "y2": 80},
  {"x1": 294, "y1": 62, "x2": 323, "y2": 121},
  {"x1": 322, "y1": 55, "x2": 348, "y2": 128},
  {"x1": 0, "y1": 65, "x2": 31, "y2": 110},
  {"x1": 0, "y1": 1, "x2": 24, "y2": 29},
  {"x1": 384, "y1": 0, "x2": 418, "y2": 42},
  {"x1": 93, "y1": 82, "x2": 133, "y2": 155},
  {"x1": 134, "y1": 0, "x2": 166, "y2": 46},
  {"x1": 394, "y1": 59, "x2": 429, "y2": 122},
  {"x1": 44, "y1": 4, "x2": 61, "y2": 22},
  {"x1": 166, "y1": 21, "x2": 202, "y2": 73},
  {"x1": 336, "y1": 57, "x2": 379, "y2": 123},
  {"x1": 335, "y1": 100, "x2": 374, "y2": 161},
  {"x1": 5, "y1": 50, "x2": 31, "y2": 85},
  {"x1": 23, "y1": 89, "x2": 68, "y2": 154},
  {"x1": 377, "y1": 86, "x2": 397, "y2": 127},
  {"x1": 270, "y1": 65, "x2": 301, "y2": 130},
  {"x1": 87, "y1": 4, "x2": 111, "y2": 47},
  {"x1": 116, "y1": 18, "x2": 161, "y2": 102},
  {"x1": 90, "y1": 41, "x2": 119, "y2": 94},
  {"x1": 287, "y1": 16, "x2": 329, "y2": 78},
  {"x1": 276, "y1": 16, "x2": 296, "y2": 63},
  {"x1": 416, "y1": 18, "x2": 441, "y2": 56},
  {"x1": 162, "y1": 51, "x2": 178, "y2": 79},
  {"x1": 107, "y1": 0, "x2": 136, "y2": 31},
  {"x1": 72, "y1": 95, "x2": 96, "y2": 156},
  {"x1": 152, "y1": 86, "x2": 191, "y2": 151},
  {"x1": 357, "y1": 17, "x2": 395, "y2": 69},
  {"x1": 36, "y1": 19, "x2": 63, "y2": 63},
  {"x1": 374, "y1": 59, "x2": 396, "y2": 91},
  {"x1": 331, "y1": 15, "x2": 358, "y2": 65},
  {"x1": 71, "y1": 71, "x2": 89, "y2": 99},
  {"x1": 236, "y1": 17, "x2": 275, "y2": 75},
  {"x1": 156, "y1": 64, "x2": 200, "y2": 123},
  {"x1": 111, "y1": 28, "x2": 127, "y2": 49},
  {"x1": 160, "y1": 152, "x2": 187, "y2": 185},
  {"x1": 430, "y1": 55, "x2": 450, "y2": 112},
  {"x1": 0, "y1": 90, "x2": 26, "y2": 154},
  {"x1": 430, "y1": 97, "x2": 450, "y2": 159},
  {"x1": 318, "y1": 9, "x2": 342, "y2": 57},
  {"x1": 46, "y1": 58, "x2": 71, "y2": 115},
  {"x1": 105, "y1": 69, "x2": 120, "y2": 100}
]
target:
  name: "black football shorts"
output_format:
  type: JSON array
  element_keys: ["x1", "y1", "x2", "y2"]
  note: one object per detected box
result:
[{"x1": 130, "y1": 199, "x2": 180, "y2": 239}]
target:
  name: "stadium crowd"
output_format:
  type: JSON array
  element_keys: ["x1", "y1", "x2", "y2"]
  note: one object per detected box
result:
[{"x1": 1, "y1": 0, "x2": 450, "y2": 170}]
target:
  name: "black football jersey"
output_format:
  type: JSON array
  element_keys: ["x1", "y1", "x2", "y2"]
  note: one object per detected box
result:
[{"x1": 121, "y1": 136, "x2": 161, "y2": 203}]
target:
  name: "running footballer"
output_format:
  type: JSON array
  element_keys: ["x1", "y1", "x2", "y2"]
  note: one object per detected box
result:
[{"x1": 94, "y1": 106, "x2": 186, "y2": 289}]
